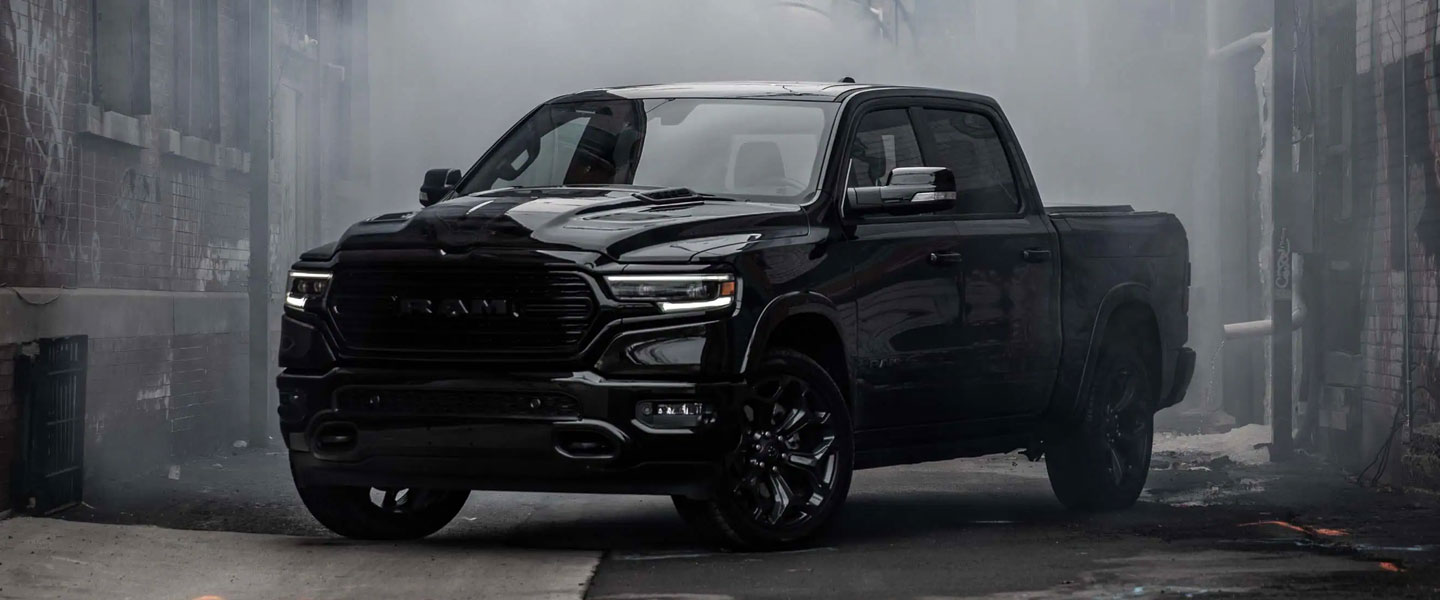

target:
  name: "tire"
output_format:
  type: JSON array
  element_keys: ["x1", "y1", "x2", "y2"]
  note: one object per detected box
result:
[
  {"x1": 1045, "y1": 329, "x2": 1157, "y2": 511},
  {"x1": 673, "y1": 348, "x2": 854, "y2": 551},
  {"x1": 294, "y1": 476, "x2": 470, "y2": 540}
]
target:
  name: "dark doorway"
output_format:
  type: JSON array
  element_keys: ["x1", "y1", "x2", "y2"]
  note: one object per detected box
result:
[{"x1": 14, "y1": 336, "x2": 88, "y2": 514}]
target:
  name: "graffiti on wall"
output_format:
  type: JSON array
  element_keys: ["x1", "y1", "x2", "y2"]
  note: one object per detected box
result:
[{"x1": 2, "y1": 0, "x2": 73, "y2": 236}]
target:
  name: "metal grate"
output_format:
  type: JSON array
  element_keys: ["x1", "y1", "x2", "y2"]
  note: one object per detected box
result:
[
  {"x1": 324, "y1": 268, "x2": 598, "y2": 358},
  {"x1": 15, "y1": 336, "x2": 87, "y2": 514}
]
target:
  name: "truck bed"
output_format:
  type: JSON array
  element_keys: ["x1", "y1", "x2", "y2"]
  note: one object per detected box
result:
[{"x1": 1047, "y1": 209, "x2": 1191, "y2": 416}]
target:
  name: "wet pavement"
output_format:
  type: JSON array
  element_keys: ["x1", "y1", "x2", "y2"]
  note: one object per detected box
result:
[{"x1": 6, "y1": 432, "x2": 1439, "y2": 599}]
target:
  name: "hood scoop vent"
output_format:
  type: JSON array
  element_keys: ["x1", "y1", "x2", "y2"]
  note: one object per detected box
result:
[
  {"x1": 368, "y1": 211, "x2": 416, "y2": 223},
  {"x1": 633, "y1": 187, "x2": 701, "y2": 203}
]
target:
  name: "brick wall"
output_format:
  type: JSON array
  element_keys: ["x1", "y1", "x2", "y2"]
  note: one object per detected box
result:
[
  {"x1": 1353, "y1": 0, "x2": 1440, "y2": 475},
  {"x1": 1, "y1": 1, "x2": 254, "y2": 293},
  {"x1": 0, "y1": 0, "x2": 253, "y2": 490},
  {"x1": 83, "y1": 332, "x2": 246, "y2": 482},
  {"x1": 0, "y1": 0, "x2": 369, "y2": 495}
]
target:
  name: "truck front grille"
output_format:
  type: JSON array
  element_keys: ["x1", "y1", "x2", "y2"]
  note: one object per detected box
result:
[{"x1": 324, "y1": 268, "x2": 598, "y2": 358}]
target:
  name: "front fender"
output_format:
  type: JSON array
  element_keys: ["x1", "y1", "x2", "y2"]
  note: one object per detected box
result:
[{"x1": 739, "y1": 292, "x2": 850, "y2": 374}]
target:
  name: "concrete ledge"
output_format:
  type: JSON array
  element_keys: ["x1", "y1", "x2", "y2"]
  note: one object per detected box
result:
[
  {"x1": 77, "y1": 105, "x2": 143, "y2": 148},
  {"x1": 0, "y1": 288, "x2": 249, "y2": 345},
  {"x1": 157, "y1": 128, "x2": 251, "y2": 172},
  {"x1": 180, "y1": 135, "x2": 217, "y2": 164}
]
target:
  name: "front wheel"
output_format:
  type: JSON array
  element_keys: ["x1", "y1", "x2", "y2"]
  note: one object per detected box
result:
[
  {"x1": 1045, "y1": 336, "x2": 1156, "y2": 511},
  {"x1": 294, "y1": 478, "x2": 470, "y2": 540},
  {"x1": 674, "y1": 348, "x2": 854, "y2": 551}
]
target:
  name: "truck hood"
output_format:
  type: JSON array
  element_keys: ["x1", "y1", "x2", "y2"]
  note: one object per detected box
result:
[{"x1": 326, "y1": 187, "x2": 809, "y2": 263}]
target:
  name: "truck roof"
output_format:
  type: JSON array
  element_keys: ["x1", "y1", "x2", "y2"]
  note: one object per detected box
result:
[{"x1": 554, "y1": 81, "x2": 996, "y2": 104}]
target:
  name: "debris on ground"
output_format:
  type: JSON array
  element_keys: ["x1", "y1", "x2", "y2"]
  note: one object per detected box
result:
[{"x1": 1155, "y1": 424, "x2": 1272, "y2": 466}]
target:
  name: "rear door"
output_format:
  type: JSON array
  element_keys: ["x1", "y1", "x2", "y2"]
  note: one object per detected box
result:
[
  {"x1": 912, "y1": 102, "x2": 1061, "y2": 419},
  {"x1": 836, "y1": 103, "x2": 972, "y2": 431}
]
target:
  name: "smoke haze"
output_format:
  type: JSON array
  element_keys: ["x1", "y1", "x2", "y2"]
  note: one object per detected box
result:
[
  {"x1": 363, "y1": 1, "x2": 1211, "y2": 220},
  {"x1": 358, "y1": 1, "x2": 1222, "y2": 420}
]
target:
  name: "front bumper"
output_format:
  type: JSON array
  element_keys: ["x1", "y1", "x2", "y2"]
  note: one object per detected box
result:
[{"x1": 278, "y1": 368, "x2": 744, "y2": 497}]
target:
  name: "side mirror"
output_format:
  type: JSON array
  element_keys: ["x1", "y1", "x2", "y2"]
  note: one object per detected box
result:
[
  {"x1": 845, "y1": 167, "x2": 957, "y2": 217},
  {"x1": 419, "y1": 168, "x2": 462, "y2": 207}
]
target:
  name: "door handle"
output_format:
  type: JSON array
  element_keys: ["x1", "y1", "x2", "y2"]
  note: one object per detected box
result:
[
  {"x1": 928, "y1": 251, "x2": 964, "y2": 266},
  {"x1": 1022, "y1": 248, "x2": 1052, "y2": 263}
]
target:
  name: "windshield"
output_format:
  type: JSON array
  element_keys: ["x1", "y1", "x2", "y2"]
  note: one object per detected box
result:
[{"x1": 454, "y1": 98, "x2": 838, "y2": 203}]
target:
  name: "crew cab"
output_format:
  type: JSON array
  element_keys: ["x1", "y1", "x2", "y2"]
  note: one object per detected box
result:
[{"x1": 277, "y1": 82, "x2": 1195, "y2": 549}]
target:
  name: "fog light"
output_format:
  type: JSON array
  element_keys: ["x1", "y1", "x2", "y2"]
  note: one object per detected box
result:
[
  {"x1": 277, "y1": 390, "x2": 307, "y2": 425},
  {"x1": 636, "y1": 401, "x2": 711, "y2": 429}
]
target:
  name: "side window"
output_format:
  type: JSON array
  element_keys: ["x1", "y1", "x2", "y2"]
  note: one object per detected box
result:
[
  {"x1": 847, "y1": 109, "x2": 923, "y2": 188},
  {"x1": 920, "y1": 109, "x2": 1021, "y2": 214}
]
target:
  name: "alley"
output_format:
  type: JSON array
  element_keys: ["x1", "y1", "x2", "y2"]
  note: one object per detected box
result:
[
  {"x1": 4, "y1": 1, "x2": 1440, "y2": 598},
  {"x1": 3, "y1": 430, "x2": 1436, "y2": 599}
]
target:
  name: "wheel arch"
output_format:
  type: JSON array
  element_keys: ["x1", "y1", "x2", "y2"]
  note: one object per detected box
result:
[
  {"x1": 1060, "y1": 283, "x2": 1164, "y2": 423},
  {"x1": 742, "y1": 293, "x2": 853, "y2": 409}
]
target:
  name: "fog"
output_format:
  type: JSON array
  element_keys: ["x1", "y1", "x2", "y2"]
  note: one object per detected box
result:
[
  {"x1": 363, "y1": 0, "x2": 910, "y2": 218},
  {"x1": 15, "y1": 2, "x2": 1440, "y2": 594},
  {"x1": 363, "y1": 1, "x2": 1210, "y2": 217},
  {"x1": 359, "y1": 0, "x2": 1225, "y2": 416}
]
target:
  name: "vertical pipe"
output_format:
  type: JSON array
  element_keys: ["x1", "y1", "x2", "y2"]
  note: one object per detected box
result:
[
  {"x1": 247, "y1": 0, "x2": 273, "y2": 446},
  {"x1": 1403, "y1": 0, "x2": 1415, "y2": 441},
  {"x1": 1198, "y1": 0, "x2": 1223, "y2": 413},
  {"x1": 1271, "y1": 0, "x2": 1296, "y2": 461}
]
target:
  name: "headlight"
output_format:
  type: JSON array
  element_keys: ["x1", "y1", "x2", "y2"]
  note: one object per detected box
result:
[
  {"x1": 604, "y1": 274, "x2": 737, "y2": 313},
  {"x1": 285, "y1": 270, "x2": 332, "y2": 310}
]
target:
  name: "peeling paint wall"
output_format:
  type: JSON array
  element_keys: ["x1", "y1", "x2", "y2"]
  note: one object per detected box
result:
[{"x1": 1350, "y1": 0, "x2": 1440, "y2": 481}]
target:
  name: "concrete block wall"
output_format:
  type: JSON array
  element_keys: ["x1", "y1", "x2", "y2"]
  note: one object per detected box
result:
[{"x1": 1353, "y1": 0, "x2": 1440, "y2": 483}]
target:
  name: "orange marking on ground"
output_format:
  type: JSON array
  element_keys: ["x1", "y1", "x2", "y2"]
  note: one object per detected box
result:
[{"x1": 1379, "y1": 561, "x2": 1404, "y2": 573}]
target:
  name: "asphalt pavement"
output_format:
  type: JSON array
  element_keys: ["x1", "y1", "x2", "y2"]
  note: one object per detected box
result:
[{"x1": 1, "y1": 434, "x2": 1436, "y2": 599}]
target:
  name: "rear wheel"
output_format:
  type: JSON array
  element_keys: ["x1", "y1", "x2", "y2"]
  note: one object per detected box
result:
[
  {"x1": 674, "y1": 348, "x2": 854, "y2": 551},
  {"x1": 294, "y1": 479, "x2": 470, "y2": 540},
  {"x1": 1046, "y1": 332, "x2": 1156, "y2": 511}
]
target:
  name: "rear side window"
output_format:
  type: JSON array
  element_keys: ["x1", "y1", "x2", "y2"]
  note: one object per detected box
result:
[
  {"x1": 847, "y1": 109, "x2": 923, "y2": 188},
  {"x1": 920, "y1": 109, "x2": 1020, "y2": 214}
]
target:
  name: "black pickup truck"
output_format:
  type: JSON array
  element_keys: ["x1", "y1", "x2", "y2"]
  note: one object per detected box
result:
[{"x1": 277, "y1": 82, "x2": 1195, "y2": 549}]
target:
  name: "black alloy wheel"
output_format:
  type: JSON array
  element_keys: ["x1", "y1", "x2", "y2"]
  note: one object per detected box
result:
[
  {"x1": 674, "y1": 348, "x2": 854, "y2": 550},
  {"x1": 1097, "y1": 364, "x2": 1151, "y2": 489},
  {"x1": 1046, "y1": 326, "x2": 1156, "y2": 511},
  {"x1": 729, "y1": 373, "x2": 840, "y2": 528}
]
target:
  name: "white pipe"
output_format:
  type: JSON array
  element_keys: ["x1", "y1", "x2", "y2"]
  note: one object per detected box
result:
[
  {"x1": 1223, "y1": 303, "x2": 1307, "y2": 340},
  {"x1": 1211, "y1": 30, "x2": 1271, "y2": 62}
]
